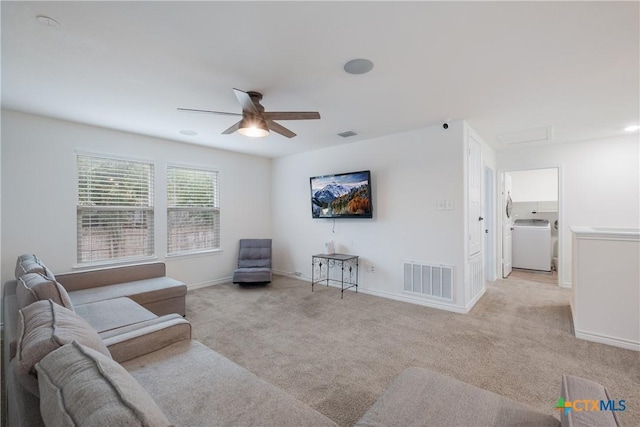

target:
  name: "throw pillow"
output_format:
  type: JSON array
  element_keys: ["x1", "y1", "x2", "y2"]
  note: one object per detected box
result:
[
  {"x1": 37, "y1": 341, "x2": 170, "y2": 427},
  {"x1": 12, "y1": 299, "x2": 111, "y2": 396},
  {"x1": 16, "y1": 272, "x2": 74, "y2": 311},
  {"x1": 15, "y1": 254, "x2": 55, "y2": 280}
]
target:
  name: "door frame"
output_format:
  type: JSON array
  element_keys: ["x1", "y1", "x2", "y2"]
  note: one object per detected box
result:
[
  {"x1": 497, "y1": 166, "x2": 563, "y2": 287},
  {"x1": 484, "y1": 166, "x2": 496, "y2": 281}
]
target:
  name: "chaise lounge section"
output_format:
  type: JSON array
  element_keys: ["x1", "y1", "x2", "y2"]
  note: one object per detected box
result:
[{"x1": 55, "y1": 262, "x2": 187, "y2": 317}]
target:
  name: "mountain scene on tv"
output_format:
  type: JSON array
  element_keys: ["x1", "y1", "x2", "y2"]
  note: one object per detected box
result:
[{"x1": 311, "y1": 172, "x2": 371, "y2": 217}]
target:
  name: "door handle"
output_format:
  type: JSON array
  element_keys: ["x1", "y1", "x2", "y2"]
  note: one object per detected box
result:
[
  {"x1": 478, "y1": 216, "x2": 484, "y2": 221},
  {"x1": 510, "y1": 227, "x2": 514, "y2": 231}
]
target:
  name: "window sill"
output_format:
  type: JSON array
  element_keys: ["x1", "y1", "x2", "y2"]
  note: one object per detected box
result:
[
  {"x1": 165, "y1": 249, "x2": 223, "y2": 260},
  {"x1": 73, "y1": 255, "x2": 159, "y2": 270}
]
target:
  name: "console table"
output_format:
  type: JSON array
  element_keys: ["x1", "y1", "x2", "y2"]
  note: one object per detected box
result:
[{"x1": 311, "y1": 253, "x2": 359, "y2": 299}]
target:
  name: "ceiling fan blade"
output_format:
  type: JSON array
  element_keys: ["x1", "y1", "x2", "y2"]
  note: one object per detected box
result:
[
  {"x1": 266, "y1": 120, "x2": 296, "y2": 138},
  {"x1": 177, "y1": 107, "x2": 241, "y2": 117},
  {"x1": 222, "y1": 120, "x2": 242, "y2": 135},
  {"x1": 233, "y1": 88, "x2": 259, "y2": 114},
  {"x1": 263, "y1": 112, "x2": 321, "y2": 120}
]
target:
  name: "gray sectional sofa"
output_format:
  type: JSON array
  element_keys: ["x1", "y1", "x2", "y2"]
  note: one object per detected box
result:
[
  {"x1": 3, "y1": 254, "x2": 619, "y2": 426},
  {"x1": 4, "y1": 255, "x2": 334, "y2": 426}
]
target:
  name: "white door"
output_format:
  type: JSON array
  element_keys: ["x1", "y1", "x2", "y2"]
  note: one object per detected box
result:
[
  {"x1": 502, "y1": 173, "x2": 513, "y2": 277},
  {"x1": 468, "y1": 135, "x2": 483, "y2": 257}
]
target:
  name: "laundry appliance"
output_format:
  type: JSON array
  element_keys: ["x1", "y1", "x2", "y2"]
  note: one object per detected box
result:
[{"x1": 512, "y1": 219, "x2": 551, "y2": 271}]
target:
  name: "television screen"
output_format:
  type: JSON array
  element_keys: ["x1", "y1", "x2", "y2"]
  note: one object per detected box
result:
[{"x1": 310, "y1": 170, "x2": 372, "y2": 218}]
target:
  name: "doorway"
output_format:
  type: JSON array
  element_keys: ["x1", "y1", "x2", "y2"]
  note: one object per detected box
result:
[{"x1": 499, "y1": 167, "x2": 562, "y2": 287}]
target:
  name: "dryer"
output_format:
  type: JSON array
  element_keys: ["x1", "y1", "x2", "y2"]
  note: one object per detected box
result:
[{"x1": 512, "y1": 219, "x2": 551, "y2": 271}]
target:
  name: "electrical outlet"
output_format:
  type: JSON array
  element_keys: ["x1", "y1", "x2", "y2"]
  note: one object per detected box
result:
[{"x1": 370, "y1": 265, "x2": 375, "y2": 274}]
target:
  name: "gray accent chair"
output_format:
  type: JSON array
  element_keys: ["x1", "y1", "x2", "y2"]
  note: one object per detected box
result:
[{"x1": 232, "y1": 239, "x2": 272, "y2": 284}]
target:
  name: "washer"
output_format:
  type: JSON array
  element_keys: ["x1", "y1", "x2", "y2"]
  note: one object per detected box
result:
[{"x1": 512, "y1": 219, "x2": 551, "y2": 271}]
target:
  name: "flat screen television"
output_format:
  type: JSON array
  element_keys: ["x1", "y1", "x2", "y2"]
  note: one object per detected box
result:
[{"x1": 310, "y1": 170, "x2": 372, "y2": 218}]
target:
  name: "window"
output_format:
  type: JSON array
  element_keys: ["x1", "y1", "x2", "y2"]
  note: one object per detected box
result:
[
  {"x1": 77, "y1": 154, "x2": 154, "y2": 264},
  {"x1": 167, "y1": 166, "x2": 220, "y2": 255}
]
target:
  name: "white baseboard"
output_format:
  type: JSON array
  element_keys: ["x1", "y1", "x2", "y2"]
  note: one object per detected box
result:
[
  {"x1": 273, "y1": 269, "x2": 311, "y2": 282},
  {"x1": 560, "y1": 281, "x2": 572, "y2": 289},
  {"x1": 465, "y1": 286, "x2": 487, "y2": 312},
  {"x1": 187, "y1": 276, "x2": 232, "y2": 291},
  {"x1": 574, "y1": 329, "x2": 640, "y2": 351},
  {"x1": 274, "y1": 271, "x2": 487, "y2": 315},
  {"x1": 357, "y1": 287, "x2": 470, "y2": 314}
]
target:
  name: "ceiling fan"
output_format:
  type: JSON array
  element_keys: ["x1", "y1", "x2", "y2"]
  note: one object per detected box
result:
[{"x1": 178, "y1": 88, "x2": 320, "y2": 138}]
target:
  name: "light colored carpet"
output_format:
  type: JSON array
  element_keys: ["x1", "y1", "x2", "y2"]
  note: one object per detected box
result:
[{"x1": 187, "y1": 275, "x2": 639, "y2": 426}]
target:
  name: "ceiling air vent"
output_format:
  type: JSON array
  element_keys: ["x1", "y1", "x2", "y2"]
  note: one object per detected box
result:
[
  {"x1": 338, "y1": 130, "x2": 357, "y2": 138},
  {"x1": 497, "y1": 126, "x2": 553, "y2": 145}
]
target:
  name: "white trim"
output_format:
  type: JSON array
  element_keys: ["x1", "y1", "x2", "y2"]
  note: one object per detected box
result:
[
  {"x1": 73, "y1": 256, "x2": 158, "y2": 270},
  {"x1": 273, "y1": 269, "x2": 311, "y2": 282},
  {"x1": 570, "y1": 226, "x2": 640, "y2": 241},
  {"x1": 574, "y1": 329, "x2": 640, "y2": 352},
  {"x1": 560, "y1": 281, "x2": 572, "y2": 289},
  {"x1": 165, "y1": 249, "x2": 223, "y2": 259},
  {"x1": 187, "y1": 276, "x2": 232, "y2": 290},
  {"x1": 275, "y1": 270, "x2": 485, "y2": 314},
  {"x1": 358, "y1": 287, "x2": 470, "y2": 314},
  {"x1": 167, "y1": 161, "x2": 220, "y2": 174},
  {"x1": 74, "y1": 149, "x2": 155, "y2": 165},
  {"x1": 464, "y1": 286, "x2": 486, "y2": 312}
]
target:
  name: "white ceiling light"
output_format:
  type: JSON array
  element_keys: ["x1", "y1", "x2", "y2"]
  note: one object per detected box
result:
[
  {"x1": 179, "y1": 130, "x2": 197, "y2": 136},
  {"x1": 624, "y1": 125, "x2": 639, "y2": 132},
  {"x1": 237, "y1": 116, "x2": 269, "y2": 138},
  {"x1": 344, "y1": 59, "x2": 374, "y2": 75}
]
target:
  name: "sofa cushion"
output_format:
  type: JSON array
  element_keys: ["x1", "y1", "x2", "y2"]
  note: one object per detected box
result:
[
  {"x1": 16, "y1": 273, "x2": 74, "y2": 311},
  {"x1": 12, "y1": 299, "x2": 111, "y2": 396},
  {"x1": 355, "y1": 367, "x2": 559, "y2": 427},
  {"x1": 36, "y1": 341, "x2": 170, "y2": 427},
  {"x1": 232, "y1": 267, "x2": 272, "y2": 283},
  {"x1": 123, "y1": 340, "x2": 337, "y2": 427},
  {"x1": 561, "y1": 374, "x2": 620, "y2": 427},
  {"x1": 15, "y1": 254, "x2": 55, "y2": 280},
  {"x1": 67, "y1": 277, "x2": 186, "y2": 308},
  {"x1": 74, "y1": 297, "x2": 157, "y2": 333}
]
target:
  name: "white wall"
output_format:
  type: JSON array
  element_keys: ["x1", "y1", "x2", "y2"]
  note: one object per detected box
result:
[
  {"x1": 497, "y1": 134, "x2": 640, "y2": 287},
  {"x1": 1, "y1": 110, "x2": 272, "y2": 287},
  {"x1": 272, "y1": 121, "x2": 472, "y2": 310},
  {"x1": 510, "y1": 168, "x2": 558, "y2": 202}
]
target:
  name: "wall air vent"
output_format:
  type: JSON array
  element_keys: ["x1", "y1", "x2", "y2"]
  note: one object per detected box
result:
[
  {"x1": 497, "y1": 126, "x2": 553, "y2": 145},
  {"x1": 403, "y1": 261, "x2": 454, "y2": 301},
  {"x1": 338, "y1": 130, "x2": 357, "y2": 138}
]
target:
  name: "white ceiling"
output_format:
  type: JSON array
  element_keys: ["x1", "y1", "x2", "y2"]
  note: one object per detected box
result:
[{"x1": 2, "y1": 1, "x2": 638, "y2": 158}]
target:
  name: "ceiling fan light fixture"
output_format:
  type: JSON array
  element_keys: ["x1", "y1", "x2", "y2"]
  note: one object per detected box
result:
[{"x1": 238, "y1": 116, "x2": 269, "y2": 137}]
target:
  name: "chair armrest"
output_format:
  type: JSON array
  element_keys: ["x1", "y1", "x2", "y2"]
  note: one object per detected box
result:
[{"x1": 101, "y1": 314, "x2": 191, "y2": 363}]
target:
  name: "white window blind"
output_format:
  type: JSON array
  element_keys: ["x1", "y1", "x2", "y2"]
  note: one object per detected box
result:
[
  {"x1": 77, "y1": 155, "x2": 154, "y2": 264},
  {"x1": 167, "y1": 166, "x2": 220, "y2": 255}
]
